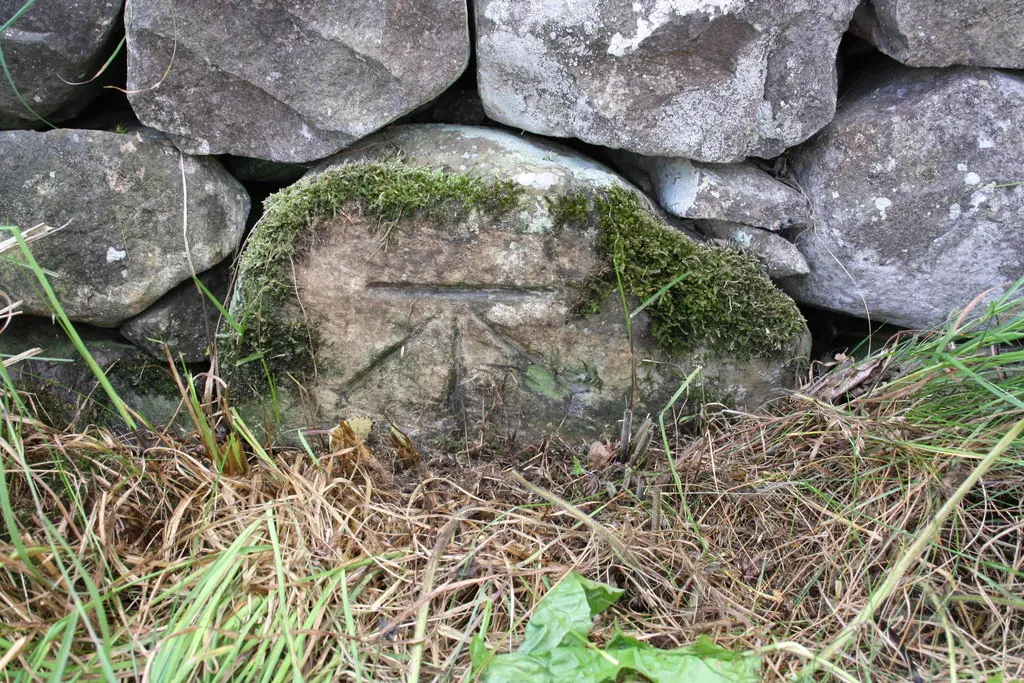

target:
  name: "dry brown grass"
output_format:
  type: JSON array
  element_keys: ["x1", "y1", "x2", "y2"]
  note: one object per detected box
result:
[{"x1": 2, "y1": 301, "x2": 1024, "y2": 681}]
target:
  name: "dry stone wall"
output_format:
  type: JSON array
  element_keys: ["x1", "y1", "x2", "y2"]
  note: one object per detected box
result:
[{"x1": 1, "y1": 0, "x2": 1021, "y2": 438}]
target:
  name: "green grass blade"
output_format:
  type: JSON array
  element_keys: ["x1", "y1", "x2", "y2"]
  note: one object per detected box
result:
[
  {"x1": 2, "y1": 225, "x2": 136, "y2": 428},
  {"x1": 630, "y1": 271, "x2": 690, "y2": 319},
  {"x1": 192, "y1": 273, "x2": 242, "y2": 334}
]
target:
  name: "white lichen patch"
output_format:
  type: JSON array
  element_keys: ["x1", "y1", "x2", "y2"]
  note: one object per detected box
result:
[
  {"x1": 607, "y1": 0, "x2": 739, "y2": 56},
  {"x1": 514, "y1": 171, "x2": 560, "y2": 190},
  {"x1": 873, "y1": 197, "x2": 892, "y2": 219},
  {"x1": 486, "y1": 298, "x2": 562, "y2": 327},
  {"x1": 964, "y1": 171, "x2": 982, "y2": 185},
  {"x1": 106, "y1": 247, "x2": 127, "y2": 263},
  {"x1": 729, "y1": 226, "x2": 753, "y2": 247}
]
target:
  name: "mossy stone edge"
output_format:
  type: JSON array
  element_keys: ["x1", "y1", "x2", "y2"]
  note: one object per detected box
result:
[{"x1": 221, "y1": 160, "x2": 805, "y2": 396}]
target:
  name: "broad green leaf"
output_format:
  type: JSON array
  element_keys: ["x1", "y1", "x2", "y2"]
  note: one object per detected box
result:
[
  {"x1": 518, "y1": 573, "x2": 624, "y2": 655},
  {"x1": 477, "y1": 574, "x2": 760, "y2": 683},
  {"x1": 481, "y1": 639, "x2": 760, "y2": 683}
]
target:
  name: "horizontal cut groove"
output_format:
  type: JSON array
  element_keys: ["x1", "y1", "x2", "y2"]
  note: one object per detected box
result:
[{"x1": 364, "y1": 283, "x2": 554, "y2": 300}]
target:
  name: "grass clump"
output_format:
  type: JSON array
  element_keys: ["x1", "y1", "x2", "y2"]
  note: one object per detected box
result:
[
  {"x1": 221, "y1": 160, "x2": 522, "y2": 389},
  {"x1": 562, "y1": 188, "x2": 806, "y2": 357}
]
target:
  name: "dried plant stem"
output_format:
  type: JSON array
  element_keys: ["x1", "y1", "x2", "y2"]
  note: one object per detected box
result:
[
  {"x1": 407, "y1": 510, "x2": 467, "y2": 683},
  {"x1": 510, "y1": 470, "x2": 643, "y2": 572},
  {"x1": 806, "y1": 416, "x2": 1024, "y2": 676}
]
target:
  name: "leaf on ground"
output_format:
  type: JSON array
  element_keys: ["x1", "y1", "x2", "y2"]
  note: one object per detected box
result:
[
  {"x1": 387, "y1": 420, "x2": 420, "y2": 469},
  {"x1": 474, "y1": 573, "x2": 760, "y2": 683},
  {"x1": 519, "y1": 573, "x2": 623, "y2": 655},
  {"x1": 328, "y1": 418, "x2": 378, "y2": 474}
]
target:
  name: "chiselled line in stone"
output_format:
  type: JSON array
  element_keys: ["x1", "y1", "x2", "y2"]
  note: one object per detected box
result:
[
  {"x1": 338, "y1": 316, "x2": 437, "y2": 393},
  {"x1": 365, "y1": 283, "x2": 553, "y2": 302}
]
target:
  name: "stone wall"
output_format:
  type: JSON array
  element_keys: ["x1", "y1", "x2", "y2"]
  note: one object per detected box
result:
[{"x1": 1, "y1": 0, "x2": 1021, "y2": 437}]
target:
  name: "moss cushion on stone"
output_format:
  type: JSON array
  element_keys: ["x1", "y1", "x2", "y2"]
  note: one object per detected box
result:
[
  {"x1": 222, "y1": 124, "x2": 807, "y2": 441},
  {"x1": 561, "y1": 187, "x2": 805, "y2": 357}
]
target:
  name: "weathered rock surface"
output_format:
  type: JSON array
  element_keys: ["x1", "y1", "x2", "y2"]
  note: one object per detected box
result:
[
  {"x1": 784, "y1": 67, "x2": 1024, "y2": 329},
  {"x1": 226, "y1": 124, "x2": 808, "y2": 441},
  {"x1": 0, "y1": 0, "x2": 122, "y2": 128},
  {"x1": 612, "y1": 154, "x2": 811, "y2": 230},
  {"x1": 852, "y1": 0, "x2": 1024, "y2": 68},
  {"x1": 474, "y1": 0, "x2": 859, "y2": 162},
  {"x1": 0, "y1": 128, "x2": 249, "y2": 327},
  {"x1": 120, "y1": 263, "x2": 230, "y2": 363},
  {"x1": 124, "y1": 0, "x2": 470, "y2": 162},
  {"x1": 0, "y1": 316, "x2": 182, "y2": 429},
  {"x1": 696, "y1": 220, "x2": 809, "y2": 279}
]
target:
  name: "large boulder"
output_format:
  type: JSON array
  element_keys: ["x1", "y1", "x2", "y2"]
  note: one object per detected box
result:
[
  {"x1": 124, "y1": 0, "x2": 470, "y2": 162},
  {"x1": 0, "y1": 0, "x2": 122, "y2": 128},
  {"x1": 852, "y1": 1, "x2": 1024, "y2": 68},
  {"x1": 0, "y1": 128, "x2": 249, "y2": 327},
  {"x1": 784, "y1": 67, "x2": 1024, "y2": 330},
  {"x1": 474, "y1": 0, "x2": 859, "y2": 162},
  {"x1": 223, "y1": 124, "x2": 808, "y2": 442}
]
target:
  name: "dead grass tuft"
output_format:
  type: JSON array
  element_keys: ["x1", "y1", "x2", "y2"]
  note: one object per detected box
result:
[{"x1": 2, "y1": 294, "x2": 1023, "y2": 681}]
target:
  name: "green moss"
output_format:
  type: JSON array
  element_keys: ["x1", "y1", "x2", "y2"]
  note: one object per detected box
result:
[
  {"x1": 108, "y1": 356, "x2": 179, "y2": 397},
  {"x1": 581, "y1": 187, "x2": 805, "y2": 358},
  {"x1": 221, "y1": 160, "x2": 523, "y2": 392},
  {"x1": 549, "y1": 192, "x2": 592, "y2": 226}
]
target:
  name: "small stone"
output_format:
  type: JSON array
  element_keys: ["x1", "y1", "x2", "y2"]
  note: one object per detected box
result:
[
  {"x1": 0, "y1": 316, "x2": 182, "y2": 430},
  {"x1": 611, "y1": 153, "x2": 811, "y2": 230},
  {"x1": 696, "y1": 220, "x2": 810, "y2": 279},
  {"x1": 120, "y1": 263, "x2": 231, "y2": 363}
]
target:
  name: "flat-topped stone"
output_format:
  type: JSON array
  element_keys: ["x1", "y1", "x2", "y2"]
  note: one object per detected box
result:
[{"x1": 474, "y1": 0, "x2": 858, "y2": 161}]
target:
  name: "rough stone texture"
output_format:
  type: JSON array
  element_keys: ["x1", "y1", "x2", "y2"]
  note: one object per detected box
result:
[
  {"x1": 474, "y1": 0, "x2": 859, "y2": 162},
  {"x1": 852, "y1": 0, "x2": 1024, "y2": 68},
  {"x1": 0, "y1": 0, "x2": 122, "y2": 128},
  {"x1": 0, "y1": 316, "x2": 182, "y2": 429},
  {"x1": 784, "y1": 67, "x2": 1024, "y2": 330},
  {"x1": 696, "y1": 220, "x2": 809, "y2": 279},
  {"x1": 120, "y1": 263, "x2": 230, "y2": 363},
  {"x1": 0, "y1": 128, "x2": 249, "y2": 327},
  {"x1": 229, "y1": 124, "x2": 808, "y2": 441},
  {"x1": 611, "y1": 154, "x2": 811, "y2": 230},
  {"x1": 124, "y1": 0, "x2": 470, "y2": 162}
]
